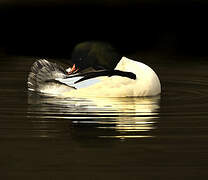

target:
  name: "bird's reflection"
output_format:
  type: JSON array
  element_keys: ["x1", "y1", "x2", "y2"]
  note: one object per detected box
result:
[{"x1": 27, "y1": 92, "x2": 160, "y2": 139}]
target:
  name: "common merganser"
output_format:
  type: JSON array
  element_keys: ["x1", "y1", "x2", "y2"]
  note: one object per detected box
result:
[{"x1": 27, "y1": 56, "x2": 161, "y2": 97}]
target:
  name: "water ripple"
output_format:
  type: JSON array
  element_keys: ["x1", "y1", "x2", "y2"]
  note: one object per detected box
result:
[{"x1": 27, "y1": 94, "x2": 160, "y2": 139}]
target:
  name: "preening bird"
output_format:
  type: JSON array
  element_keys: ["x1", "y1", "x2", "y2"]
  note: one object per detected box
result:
[{"x1": 27, "y1": 42, "x2": 161, "y2": 97}]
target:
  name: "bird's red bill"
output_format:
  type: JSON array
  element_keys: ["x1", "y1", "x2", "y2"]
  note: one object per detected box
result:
[{"x1": 68, "y1": 64, "x2": 79, "y2": 74}]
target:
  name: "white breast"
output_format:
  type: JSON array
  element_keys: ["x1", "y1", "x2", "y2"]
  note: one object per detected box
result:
[{"x1": 115, "y1": 57, "x2": 161, "y2": 96}]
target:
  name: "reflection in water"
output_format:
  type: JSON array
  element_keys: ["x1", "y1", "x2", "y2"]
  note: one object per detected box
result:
[{"x1": 27, "y1": 93, "x2": 160, "y2": 139}]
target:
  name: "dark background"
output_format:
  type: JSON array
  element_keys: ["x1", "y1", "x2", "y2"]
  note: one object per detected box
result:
[{"x1": 0, "y1": 0, "x2": 208, "y2": 58}]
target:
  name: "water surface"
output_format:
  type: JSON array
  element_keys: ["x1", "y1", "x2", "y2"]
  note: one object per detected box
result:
[{"x1": 1, "y1": 56, "x2": 208, "y2": 179}]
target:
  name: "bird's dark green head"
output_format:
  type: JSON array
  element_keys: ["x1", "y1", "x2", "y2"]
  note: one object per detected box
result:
[{"x1": 71, "y1": 41, "x2": 122, "y2": 70}]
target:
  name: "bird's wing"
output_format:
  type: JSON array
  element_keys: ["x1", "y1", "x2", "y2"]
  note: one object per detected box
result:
[
  {"x1": 28, "y1": 59, "x2": 136, "y2": 93},
  {"x1": 61, "y1": 70, "x2": 136, "y2": 89}
]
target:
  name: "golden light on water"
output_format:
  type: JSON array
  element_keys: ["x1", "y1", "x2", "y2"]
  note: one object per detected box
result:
[{"x1": 27, "y1": 94, "x2": 160, "y2": 139}]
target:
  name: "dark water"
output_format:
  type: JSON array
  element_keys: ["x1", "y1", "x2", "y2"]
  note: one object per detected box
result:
[{"x1": 1, "y1": 56, "x2": 208, "y2": 179}]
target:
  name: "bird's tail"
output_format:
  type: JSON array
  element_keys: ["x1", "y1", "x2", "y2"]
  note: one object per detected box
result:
[{"x1": 27, "y1": 59, "x2": 69, "y2": 93}]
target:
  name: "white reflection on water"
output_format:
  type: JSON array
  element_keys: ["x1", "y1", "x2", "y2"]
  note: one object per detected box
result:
[{"x1": 27, "y1": 93, "x2": 160, "y2": 139}]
